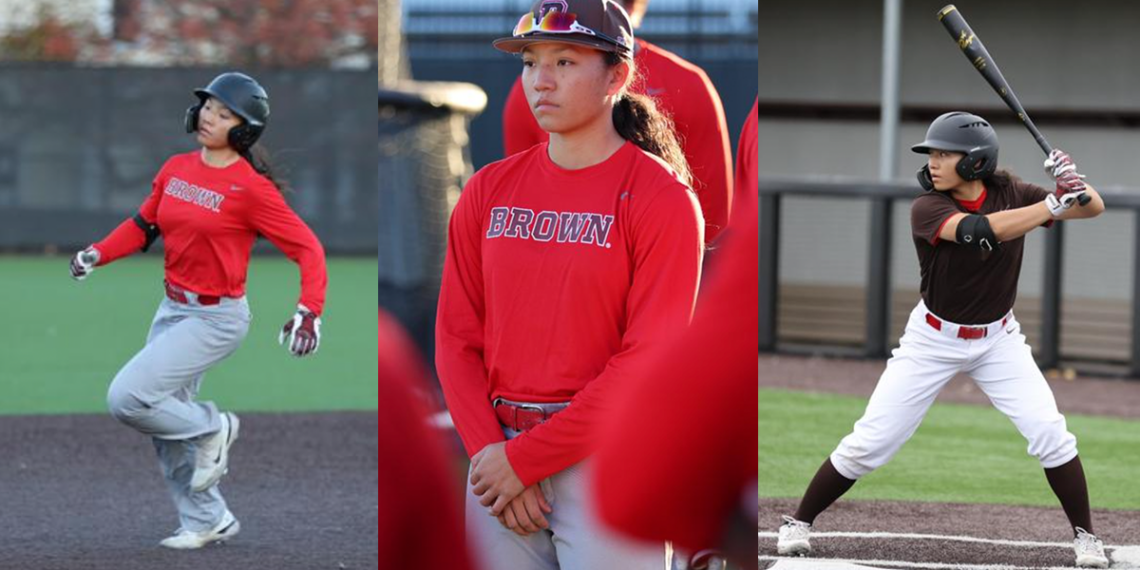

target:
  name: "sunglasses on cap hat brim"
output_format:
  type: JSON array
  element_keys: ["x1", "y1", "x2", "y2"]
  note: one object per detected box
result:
[{"x1": 493, "y1": 10, "x2": 632, "y2": 58}]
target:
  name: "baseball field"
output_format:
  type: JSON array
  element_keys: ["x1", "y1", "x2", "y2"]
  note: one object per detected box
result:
[
  {"x1": 0, "y1": 255, "x2": 378, "y2": 569},
  {"x1": 759, "y1": 355, "x2": 1140, "y2": 569}
]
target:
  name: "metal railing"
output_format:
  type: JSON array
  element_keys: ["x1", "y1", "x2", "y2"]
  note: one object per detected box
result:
[{"x1": 759, "y1": 177, "x2": 1140, "y2": 377}]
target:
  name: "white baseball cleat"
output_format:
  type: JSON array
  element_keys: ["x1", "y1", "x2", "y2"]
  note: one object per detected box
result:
[
  {"x1": 1074, "y1": 527, "x2": 1109, "y2": 568},
  {"x1": 777, "y1": 515, "x2": 812, "y2": 556},
  {"x1": 190, "y1": 412, "x2": 240, "y2": 493},
  {"x1": 159, "y1": 510, "x2": 241, "y2": 549}
]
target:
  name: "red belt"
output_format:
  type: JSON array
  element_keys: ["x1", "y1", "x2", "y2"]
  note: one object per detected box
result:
[
  {"x1": 925, "y1": 312, "x2": 1008, "y2": 340},
  {"x1": 493, "y1": 398, "x2": 567, "y2": 432},
  {"x1": 164, "y1": 281, "x2": 221, "y2": 306}
]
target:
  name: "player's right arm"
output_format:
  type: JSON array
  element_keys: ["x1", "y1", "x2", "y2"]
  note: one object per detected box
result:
[
  {"x1": 71, "y1": 165, "x2": 166, "y2": 280},
  {"x1": 435, "y1": 171, "x2": 509, "y2": 460}
]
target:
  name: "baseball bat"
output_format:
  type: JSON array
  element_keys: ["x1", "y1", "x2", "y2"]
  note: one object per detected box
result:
[{"x1": 937, "y1": 4, "x2": 1090, "y2": 205}]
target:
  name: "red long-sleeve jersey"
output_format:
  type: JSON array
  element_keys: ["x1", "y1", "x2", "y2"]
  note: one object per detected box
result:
[
  {"x1": 593, "y1": 104, "x2": 759, "y2": 551},
  {"x1": 92, "y1": 151, "x2": 327, "y2": 315},
  {"x1": 436, "y1": 141, "x2": 704, "y2": 487},
  {"x1": 503, "y1": 39, "x2": 734, "y2": 244},
  {"x1": 736, "y1": 98, "x2": 758, "y2": 216}
]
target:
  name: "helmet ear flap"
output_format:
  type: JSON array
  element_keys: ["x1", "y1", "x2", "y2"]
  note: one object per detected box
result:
[
  {"x1": 956, "y1": 150, "x2": 997, "y2": 181},
  {"x1": 185, "y1": 104, "x2": 202, "y2": 134},
  {"x1": 917, "y1": 164, "x2": 934, "y2": 191},
  {"x1": 226, "y1": 123, "x2": 264, "y2": 152}
]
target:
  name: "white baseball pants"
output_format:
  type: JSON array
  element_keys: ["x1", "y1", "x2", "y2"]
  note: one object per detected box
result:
[{"x1": 830, "y1": 300, "x2": 1078, "y2": 480}]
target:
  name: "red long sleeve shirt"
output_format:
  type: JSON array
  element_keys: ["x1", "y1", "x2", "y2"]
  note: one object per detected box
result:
[
  {"x1": 92, "y1": 151, "x2": 327, "y2": 315},
  {"x1": 593, "y1": 107, "x2": 759, "y2": 550},
  {"x1": 503, "y1": 39, "x2": 734, "y2": 244},
  {"x1": 736, "y1": 98, "x2": 758, "y2": 217},
  {"x1": 436, "y1": 141, "x2": 704, "y2": 486}
]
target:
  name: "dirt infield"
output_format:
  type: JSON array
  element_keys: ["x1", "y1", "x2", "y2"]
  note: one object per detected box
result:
[
  {"x1": 760, "y1": 498, "x2": 1140, "y2": 569},
  {"x1": 759, "y1": 354, "x2": 1140, "y2": 419},
  {"x1": 0, "y1": 412, "x2": 377, "y2": 570}
]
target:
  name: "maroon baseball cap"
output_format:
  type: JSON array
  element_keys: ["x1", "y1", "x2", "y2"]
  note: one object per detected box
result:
[{"x1": 493, "y1": 0, "x2": 634, "y2": 59}]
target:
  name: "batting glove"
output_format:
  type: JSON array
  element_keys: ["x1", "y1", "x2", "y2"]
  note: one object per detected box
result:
[
  {"x1": 279, "y1": 304, "x2": 321, "y2": 357},
  {"x1": 1045, "y1": 190, "x2": 1088, "y2": 218},
  {"x1": 70, "y1": 247, "x2": 101, "y2": 281},
  {"x1": 1044, "y1": 149, "x2": 1079, "y2": 180}
]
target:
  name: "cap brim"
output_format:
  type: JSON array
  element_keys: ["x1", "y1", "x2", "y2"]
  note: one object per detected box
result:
[{"x1": 493, "y1": 34, "x2": 626, "y2": 56}]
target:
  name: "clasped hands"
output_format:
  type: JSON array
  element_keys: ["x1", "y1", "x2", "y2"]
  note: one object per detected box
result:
[{"x1": 470, "y1": 442, "x2": 553, "y2": 536}]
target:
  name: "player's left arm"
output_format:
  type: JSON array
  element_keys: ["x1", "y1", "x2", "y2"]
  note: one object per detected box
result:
[{"x1": 250, "y1": 183, "x2": 328, "y2": 357}]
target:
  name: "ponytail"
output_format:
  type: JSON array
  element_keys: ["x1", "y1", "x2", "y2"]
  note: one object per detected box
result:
[
  {"x1": 239, "y1": 143, "x2": 290, "y2": 193},
  {"x1": 606, "y1": 52, "x2": 692, "y2": 187}
]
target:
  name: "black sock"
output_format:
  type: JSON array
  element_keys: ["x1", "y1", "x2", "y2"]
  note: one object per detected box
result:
[
  {"x1": 1044, "y1": 455, "x2": 1093, "y2": 535},
  {"x1": 793, "y1": 458, "x2": 857, "y2": 525}
]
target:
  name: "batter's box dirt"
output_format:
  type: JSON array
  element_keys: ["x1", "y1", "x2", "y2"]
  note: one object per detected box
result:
[{"x1": 760, "y1": 498, "x2": 1140, "y2": 569}]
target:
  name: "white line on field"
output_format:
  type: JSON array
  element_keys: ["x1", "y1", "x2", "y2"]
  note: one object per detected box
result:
[
  {"x1": 758, "y1": 555, "x2": 1077, "y2": 570},
  {"x1": 757, "y1": 530, "x2": 1138, "y2": 550}
]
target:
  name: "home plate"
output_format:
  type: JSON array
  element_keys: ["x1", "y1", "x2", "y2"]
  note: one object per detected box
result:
[
  {"x1": 1113, "y1": 545, "x2": 1140, "y2": 568},
  {"x1": 769, "y1": 560, "x2": 881, "y2": 570}
]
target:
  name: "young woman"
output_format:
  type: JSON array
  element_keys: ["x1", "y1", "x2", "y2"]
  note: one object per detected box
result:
[
  {"x1": 502, "y1": 0, "x2": 734, "y2": 245},
  {"x1": 435, "y1": 1, "x2": 704, "y2": 568},
  {"x1": 776, "y1": 112, "x2": 1109, "y2": 568},
  {"x1": 70, "y1": 71, "x2": 327, "y2": 549}
]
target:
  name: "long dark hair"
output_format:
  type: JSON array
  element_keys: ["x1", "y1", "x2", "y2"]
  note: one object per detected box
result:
[
  {"x1": 981, "y1": 168, "x2": 1017, "y2": 193},
  {"x1": 604, "y1": 52, "x2": 692, "y2": 187},
  {"x1": 238, "y1": 143, "x2": 289, "y2": 193}
]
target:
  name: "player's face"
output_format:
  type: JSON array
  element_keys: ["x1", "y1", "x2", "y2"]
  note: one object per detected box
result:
[
  {"x1": 195, "y1": 97, "x2": 243, "y2": 150},
  {"x1": 927, "y1": 149, "x2": 967, "y2": 192},
  {"x1": 520, "y1": 43, "x2": 627, "y2": 136}
]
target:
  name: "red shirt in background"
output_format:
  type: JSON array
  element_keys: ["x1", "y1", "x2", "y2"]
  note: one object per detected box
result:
[
  {"x1": 436, "y1": 141, "x2": 704, "y2": 487},
  {"x1": 379, "y1": 310, "x2": 477, "y2": 570},
  {"x1": 593, "y1": 99, "x2": 759, "y2": 556},
  {"x1": 735, "y1": 98, "x2": 758, "y2": 216},
  {"x1": 93, "y1": 151, "x2": 327, "y2": 314},
  {"x1": 503, "y1": 39, "x2": 734, "y2": 244}
]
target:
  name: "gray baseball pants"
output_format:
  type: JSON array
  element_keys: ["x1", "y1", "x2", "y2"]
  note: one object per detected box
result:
[{"x1": 106, "y1": 294, "x2": 250, "y2": 532}]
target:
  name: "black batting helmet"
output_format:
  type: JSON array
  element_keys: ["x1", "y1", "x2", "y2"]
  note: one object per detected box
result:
[
  {"x1": 184, "y1": 72, "x2": 270, "y2": 151},
  {"x1": 912, "y1": 112, "x2": 999, "y2": 191}
]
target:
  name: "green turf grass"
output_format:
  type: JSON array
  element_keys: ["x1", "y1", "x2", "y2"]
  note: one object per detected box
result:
[
  {"x1": 759, "y1": 388, "x2": 1140, "y2": 510},
  {"x1": 0, "y1": 255, "x2": 377, "y2": 415}
]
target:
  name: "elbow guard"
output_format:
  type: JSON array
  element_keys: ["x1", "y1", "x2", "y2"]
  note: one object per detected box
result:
[
  {"x1": 132, "y1": 213, "x2": 161, "y2": 252},
  {"x1": 955, "y1": 214, "x2": 998, "y2": 252}
]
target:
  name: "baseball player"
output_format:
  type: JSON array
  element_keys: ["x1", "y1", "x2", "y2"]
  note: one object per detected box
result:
[
  {"x1": 594, "y1": 95, "x2": 758, "y2": 569},
  {"x1": 435, "y1": 1, "x2": 704, "y2": 568},
  {"x1": 502, "y1": 0, "x2": 734, "y2": 245},
  {"x1": 69, "y1": 72, "x2": 327, "y2": 549},
  {"x1": 776, "y1": 112, "x2": 1109, "y2": 568}
]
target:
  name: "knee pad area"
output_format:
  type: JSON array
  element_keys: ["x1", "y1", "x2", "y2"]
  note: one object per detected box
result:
[{"x1": 1025, "y1": 417, "x2": 1078, "y2": 468}]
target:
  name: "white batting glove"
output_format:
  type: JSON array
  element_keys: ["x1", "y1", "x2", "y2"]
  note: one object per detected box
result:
[
  {"x1": 279, "y1": 304, "x2": 321, "y2": 357},
  {"x1": 70, "y1": 247, "x2": 100, "y2": 281},
  {"x1": 1045, "y1": 191, "x2": 1087, "y2": 218},
  {"x1": 1044, "y1": 149, "x2": 1080, "y2": 180}
]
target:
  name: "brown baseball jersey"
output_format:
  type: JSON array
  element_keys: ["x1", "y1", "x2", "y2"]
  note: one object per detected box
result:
[{"x1": 910, "y1": 175, "x2": 1051, "y2": 325}]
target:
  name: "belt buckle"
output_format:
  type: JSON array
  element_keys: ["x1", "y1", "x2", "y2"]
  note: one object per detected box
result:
[{"x1": 517, "y1": 404, "x2": 546, "y2": 431}]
